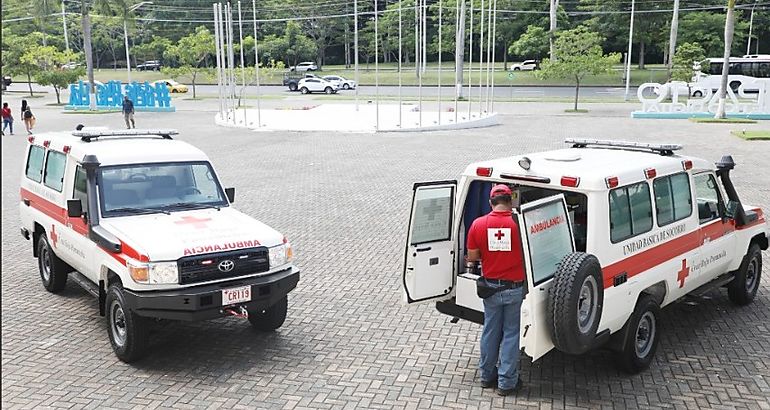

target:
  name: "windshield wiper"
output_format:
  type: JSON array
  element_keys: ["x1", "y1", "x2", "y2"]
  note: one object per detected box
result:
[
  {"x1": 109, "y1": 207, "x2": 171, "y2": 215},
  {"x1": 162, "y1": 202, "x2": 221, "y2": 211}
]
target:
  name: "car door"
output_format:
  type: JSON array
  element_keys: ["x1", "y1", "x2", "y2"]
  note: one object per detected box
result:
[
  {"x1": 692, "y1": 172, "x2": 735, "y2": 284},
  {"x1": 402, "y1": 181, "x2": 457, "y2": 304},
  {"x1": 518, "y1": 194, "x2": 575, "y2": 361}
]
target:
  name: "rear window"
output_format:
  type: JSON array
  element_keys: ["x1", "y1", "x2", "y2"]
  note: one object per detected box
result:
[
  {"x1": 43, "y1": 151, "x2": 67, "y2": 192},
  {"x1": 25, "y1": 145, "x2": 45, "y2": 182},
  {"x1": 609, "y1": 182, "x2": 653, "y2": 243},
  {"x1": 654, "y1": 173, "x2": 692, "y2": 226}
]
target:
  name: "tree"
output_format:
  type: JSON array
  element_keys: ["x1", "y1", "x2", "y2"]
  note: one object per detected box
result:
[
  {"x1": 38, "y1": 68, "x2": 86, "y2": 104},
  {"x1": 666, "y1": 0, "x2": 680, "y2": 80},
  {"x1": 536, "y1": 26, "x2": 620, "y2": 111},
  {"x1": 671, "y1": 42, "x2": 705, "y2": 83},
  {"x1": 715, "y1": 0, "x2": 736, "y2": 119},
  {"x1": 678, "y1": 11, "x2": 748, "y2": 58},
  {"x1": 509, "y1": 25, "x2": 549, "y2": 60},
  {"x1": 163, "y1": 26, "x2": 215, "y2": 99},
  {"x1": 2, "y1": 32, "x2": 47, "y2": 96}
]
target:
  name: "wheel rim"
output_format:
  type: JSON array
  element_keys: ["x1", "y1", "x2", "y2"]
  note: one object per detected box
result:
[
  {"x1": 577, "y1": 275, "x2": 598, "y2": 333},
  {"x1": 110, "y1": 300, "x2": 128, "y2": 347},
  {"x1": 635, "y1": 311, "x2": 656, "y2": 358},
  {"x1": 40, "y1": 246, "x2": 51, "y2": 283},
  {"x1": 745, "y1": 257, "x2": 759, "y2": 292}
]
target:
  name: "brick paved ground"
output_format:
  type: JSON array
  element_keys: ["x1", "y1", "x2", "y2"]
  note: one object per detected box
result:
[{"x1": 2, "y1": 92, "x2": 770, "y2": 409}]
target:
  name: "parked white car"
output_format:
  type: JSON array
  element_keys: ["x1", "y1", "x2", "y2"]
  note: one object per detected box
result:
[
  {"x1": 289, "y1": 62, "x2": 318, "y2": 72},
  {"x1": 298, "y1": 78, "x2": 338, "y2": 94},
  {"x1": 323, "y1": 75, "x2": 357, "y2": 90},
  {"x1": 509, "y1": 60, "x2": 539, "y2": 71},
  {"x1": 62, "y1": 62, "x2": 81, "y2": 70}
]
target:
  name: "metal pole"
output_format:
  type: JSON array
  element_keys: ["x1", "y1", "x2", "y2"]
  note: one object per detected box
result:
[
  {"x1": 438, "y1": 0, "x2": 442, "y2": 125},
  {"x1": 454, "y1": 0, "x2": 459, "y2": 123},
  {"x1": 62, "y1": 1, "x2": 69, "y2": 51},
  {"x1": 123, "y1": 20, "x2": 132, "y2": 83},
  {"x1": 418, "y1": 0, "x2": 423, "y2": 127},
  {"x1": 228, "y1": 4, "x2": 237, "y2": 116},
  {"x1": 415, "y1": 0, "x2": 419, "y2": 79},
  {"x1": 398, "y1": 1, "x2": 402, "y2": 128},
  {"x1": 218, "y1": 3, "x2": 228, "y2": 116},
  {"x1": 485, "y1": 0, "x2": 492, "y2": 112},
  {"x1": 375, "y1": 0, "x2": 379, "y2": 131},
  {"x1": 624, "y1": 0, "x2": 635, "y2": 101},
  {"x1": 238, "y1": 1, "x2": 247, "y2": 126},
  {"x1": 467, "y1": 0, "x2": 473, "y2": 118},
  {"x1": 490, "y1": 0, "x2": 497, "y2": 112},
  {"x1": 214, "y1": 4, "x2": 223, "y2": 117},
  {"x1": 252, "y1": 0, "x2": 261, "y2": 128},
  {"x1": 478, "y1": 0, "x2": 484, "y2": 115},
  {"x1": 354, "y1": 0, "x2": 359, "y2": 111}
]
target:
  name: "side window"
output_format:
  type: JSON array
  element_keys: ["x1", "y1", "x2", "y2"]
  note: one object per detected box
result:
[
  {"x1": 25, "y1": 145, "x2": 45, "y2": 182},
  {"x1": 609, "y1": 182, "x2": 652, "y2": 243},
  {"x1": 73, "y1": 166, "x2": 89, "y2": 213},
  {"x1": 694, "y1": 173, "x2": 721, "y2": 224},
  {"x1": 43, "y1": 151, "x2": 67, "y2": 192},
  {"x1": 654, "y1": 172, "x2": 692, "y2": 226}
]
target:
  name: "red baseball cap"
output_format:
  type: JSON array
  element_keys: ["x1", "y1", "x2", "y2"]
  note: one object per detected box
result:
[{"x1": 489, "y1": 184, "x2": 512, "y2": 198}]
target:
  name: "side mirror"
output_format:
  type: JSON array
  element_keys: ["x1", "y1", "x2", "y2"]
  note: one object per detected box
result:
[
  {"x1": 67, "y1": 199, "x2": 83, "y2": 217},
  {"x1": 725, "y1": 200, "x2": 738, "y2": 219},
  {"x1": 225, "y1": 187, "x2": 235, "y2": 203}
]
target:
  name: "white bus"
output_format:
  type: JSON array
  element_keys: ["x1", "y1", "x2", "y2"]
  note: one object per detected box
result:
[{"x1": 691, "y1": 55, "x2": 770, "y2": 96}]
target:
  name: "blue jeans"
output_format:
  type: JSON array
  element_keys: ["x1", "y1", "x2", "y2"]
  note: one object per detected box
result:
[
  {"x1": 2, "y1": 118, "x2": 11, "y2": 134},
  {"x1": 480, "y1": 286, "x2": 523, "y2": 390}
]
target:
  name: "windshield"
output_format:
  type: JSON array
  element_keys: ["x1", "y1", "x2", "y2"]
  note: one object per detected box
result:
[{"x1": 99, "y1": 161, "x2": 228, "y2": 217}]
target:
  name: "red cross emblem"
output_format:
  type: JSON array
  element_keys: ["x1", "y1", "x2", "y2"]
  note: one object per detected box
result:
[
  {"x1": 50, "y1": 225, "x2": 59, "y2": 248},
  {"x1": 494, "y1": 229, "x2": 505, "y2": 240},
  {"x1": 174, "y1": 216, "x2": 212, "y2": 229},
  {"x1": 677, "y1": 259, "x2": 689, "y2": 288}
]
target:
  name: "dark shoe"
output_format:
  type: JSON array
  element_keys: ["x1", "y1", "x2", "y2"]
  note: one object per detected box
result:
[
  {"x1": 480, "y1": 378, "x2": 497, "y2": 389},
  {"x1": 496, "y1": 379, "x2": 523, "y2": 396}
]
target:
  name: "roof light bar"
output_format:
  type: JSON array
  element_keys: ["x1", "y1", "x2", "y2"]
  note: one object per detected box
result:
[
  {"x1": 72, "y1": 129, "x2": 179, "y2": 142},
  {"x1": 565, "y1": 138, "x2": 682, "y2": 156}
]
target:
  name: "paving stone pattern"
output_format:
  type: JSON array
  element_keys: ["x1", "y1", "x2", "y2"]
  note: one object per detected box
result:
[{"x1": 2, "y1": 99, "x2": 770, "y2": 409}]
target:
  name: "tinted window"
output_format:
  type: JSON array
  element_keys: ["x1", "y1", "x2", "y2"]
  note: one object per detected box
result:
[
  {"x1": 73, "y1": 166, "x2": 88, "y2": 213},
  {"x1": 411, "y1": 186, "x2": 453, "y2": 245},
  {"x1": 26, "y1": 145, "x2": 45, "y2": 182},
  {"x1": 609, "y1": 182, "x2": 652, "y2": 243},
  {"x1": 654, "y1": 173, "x2": 692, "y2": 226},
  {"x1": 43, "y1": 151, "x2": 67, "y2": 192}
]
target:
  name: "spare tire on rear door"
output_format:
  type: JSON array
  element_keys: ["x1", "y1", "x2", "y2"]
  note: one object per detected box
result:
[{"x1": 547, "y1": 252, "x2": 604, "y2": 355}]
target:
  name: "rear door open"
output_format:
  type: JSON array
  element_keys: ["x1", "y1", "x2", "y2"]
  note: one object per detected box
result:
[
  {"x1": 402, "y1": 181, "x2": 456, "y2": 304},
  {"x1": 518, "y1": 194, "x2": 575, "y2": 361}
]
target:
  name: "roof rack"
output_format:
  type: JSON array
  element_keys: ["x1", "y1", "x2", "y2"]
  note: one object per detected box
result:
[
  {"x1": 72, "y1": 129, "x2": 179, "y2": 142},
  {"x1": 565, "y1": 138, "x2": 682, "y2": 156}
]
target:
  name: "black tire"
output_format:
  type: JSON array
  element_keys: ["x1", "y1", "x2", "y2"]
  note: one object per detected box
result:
[
  {"x1": 37, "y1": 234, "x2": 69, "y2": 293},
  {"x1": 106, "y1": 284, "x2": 150, "y2": 363},
  {"x1": 728, "y1": 244, "x2": 762, "y2": 305},
  {"x1": 171, "y1": 89, "x2": 177, "y2": 93},
  {"x1": 513, "y1": 67, "x2": 521, "y2": 71},
  {"x1": 324, "y1": 87, "x2": 333, "y2": 94},
  {"x1": 343, "y1": 83, "x2": 350, "y2": 90},
  {"x1": 692, "y1": 90, "x2": 703, "y2": 98},
  {"x1": 289, "y1": 83, "x2": 298, "y2": 91},
  {"x1": 248, "y1": 296, "x2": 288, "y2": 331},
  {"x1": 614, "y1": 295, "x2": 660, "y2": 374},
  {"x1": 729, "y1": 81, "x2": 741, "y2": 93},
  {"x1": 300, "y1": 87, "x2": 309, "y2": 94},
  {"x1": 547, "y1": 252, "x2": 604, "y2": 355}
]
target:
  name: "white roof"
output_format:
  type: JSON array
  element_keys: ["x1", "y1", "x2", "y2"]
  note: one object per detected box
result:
[
  {"x1": 464, "y1": 145, "x2": 712, "y2": 192},
  {"x1": 32, "y1": 130, "x2": 209, "y2": 166}
]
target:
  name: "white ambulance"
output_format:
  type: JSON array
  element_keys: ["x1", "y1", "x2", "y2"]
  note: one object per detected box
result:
[
  {"x1": 403, "y1": 139, "x2": 768, "y2": 373},
  {"x1": 19, "y1": 129, "x2": 300, "y2": 362}
]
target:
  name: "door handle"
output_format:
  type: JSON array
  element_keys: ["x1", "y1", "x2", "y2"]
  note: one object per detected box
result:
[{"x1": 415, "y1": 247, "x2": 432, "y2": 253}]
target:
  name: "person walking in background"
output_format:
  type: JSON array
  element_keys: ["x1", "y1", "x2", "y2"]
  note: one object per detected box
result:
[
  {"x1": 2, "y1": 102, "x2": 13, "y2": 135},
  {"x1": 122, "y1": 96, "x2": 136, "y2": 129},
  {"x1": 20, "y1": 99, "x2": 28, "y2": 118},
  {"x1": 23, "y1": 105, "x2": 35, "y2": 134}
]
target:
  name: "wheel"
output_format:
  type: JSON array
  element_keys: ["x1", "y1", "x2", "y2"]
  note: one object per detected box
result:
[
  {"x1": 300, "y1": 87, "x2": 309, "y2": 94},
  {"x1": 547, "y1": 252, "x2": 604, "y2": 355},
  {"x1": 342, "y1": 83, "x2": 350, "y2": 90},
  {"x1": 106, "y1": 284, "x2": 150, "y2": 363},
  {"x1": 513, "y1": 67, "x2": 521, "y2": 71},
  {"x1": 248, "y1": 296, "x2": 288, "y2": 331},
  {"x1": 324, "y1": 87, "x2": 333, "y2": 94},
  {"x1": 614, "y1": 295, "x2": 660, "y2": 374},
  {"x1": 692, "y1": 90, "x2": 703, "y2": 98},
  {"x1": 728, "y1": 244, "x2": 762, "y2": 305},
  {"x1": 289, "y1": 83, "x2": 298, "y2": 91},
  {"x1": 729, "y1": 81, "x2": 741, "y2": 93},
  {"x1": 171, "y1": 89, "x2": 178, "y2": 93},
  {"x1": 37, "y1": 234, "x2": 69, "y2": 293}
]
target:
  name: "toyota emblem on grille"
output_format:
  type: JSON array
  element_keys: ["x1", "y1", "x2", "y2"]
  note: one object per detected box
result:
[{"x1": 218, "y1": 260, "x2": 235, "y2": 272}]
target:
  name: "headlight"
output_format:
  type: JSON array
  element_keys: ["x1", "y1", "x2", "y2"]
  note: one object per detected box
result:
[
  {"x1": 269, "y1": 242, "x2": 292, "y2": 268},
  {"x1": 128, "y1": 261, "x2": 178, "y2": 284}
]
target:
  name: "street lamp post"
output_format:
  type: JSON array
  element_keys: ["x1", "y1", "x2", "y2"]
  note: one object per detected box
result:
[
  {"x1": 747, "y1": 0, "x2": 759, "y2": 56},
  {"x1": 124, "y1": 1, "x2": 153, "y2": 84}
]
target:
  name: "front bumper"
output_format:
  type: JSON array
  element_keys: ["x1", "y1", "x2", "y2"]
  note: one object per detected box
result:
[{"x1": 123, "y1": 266, "x2": 300, "y2": 321}]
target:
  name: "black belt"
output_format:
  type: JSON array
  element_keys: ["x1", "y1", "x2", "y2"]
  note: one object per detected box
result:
[{"x1": 483, "y1": 278, "x2": 524, "y2": 288}]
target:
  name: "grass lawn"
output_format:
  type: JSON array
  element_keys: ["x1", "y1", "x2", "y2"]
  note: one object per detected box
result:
[
  {"x1": 690, "y1": 118, "x2": 758, "y2": 124},
  {"x1": 731, "y1": 130, "x2": 770, "y2": 140}
]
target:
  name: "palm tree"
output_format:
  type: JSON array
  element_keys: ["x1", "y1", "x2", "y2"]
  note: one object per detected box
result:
[
  {"x1": 31, "y1": 0, "x2": 53, "y2": 46},
  {"x1": 666, "y1": 0, "x2": 679, "y2": 80},
  {"x1": 81, "y1": 0, "x2": 97, "y2": 109},
  {"x1": 715, "y1": 0, "x2": 735, "y2": 119}
]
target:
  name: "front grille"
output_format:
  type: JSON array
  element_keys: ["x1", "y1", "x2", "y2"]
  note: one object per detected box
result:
[{"x1": 178, "y1": 247, "x2": 269, "y2": 285}]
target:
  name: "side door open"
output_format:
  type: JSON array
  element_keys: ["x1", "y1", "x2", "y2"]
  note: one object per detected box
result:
[
  {"x1": 403, "y1": 181, "x2": 457, "y2": 304},
  {"x1": 518, "y1": 194, "x2": 575, "y2": 361}
]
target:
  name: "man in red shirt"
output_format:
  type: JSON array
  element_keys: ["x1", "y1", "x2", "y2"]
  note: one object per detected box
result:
[
  {"x1": 1, "y1": 102, "x2": 13, "y2": 135},
  {"x1": 467, "y1": 184, "x2": 525, "y2": 396}
]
